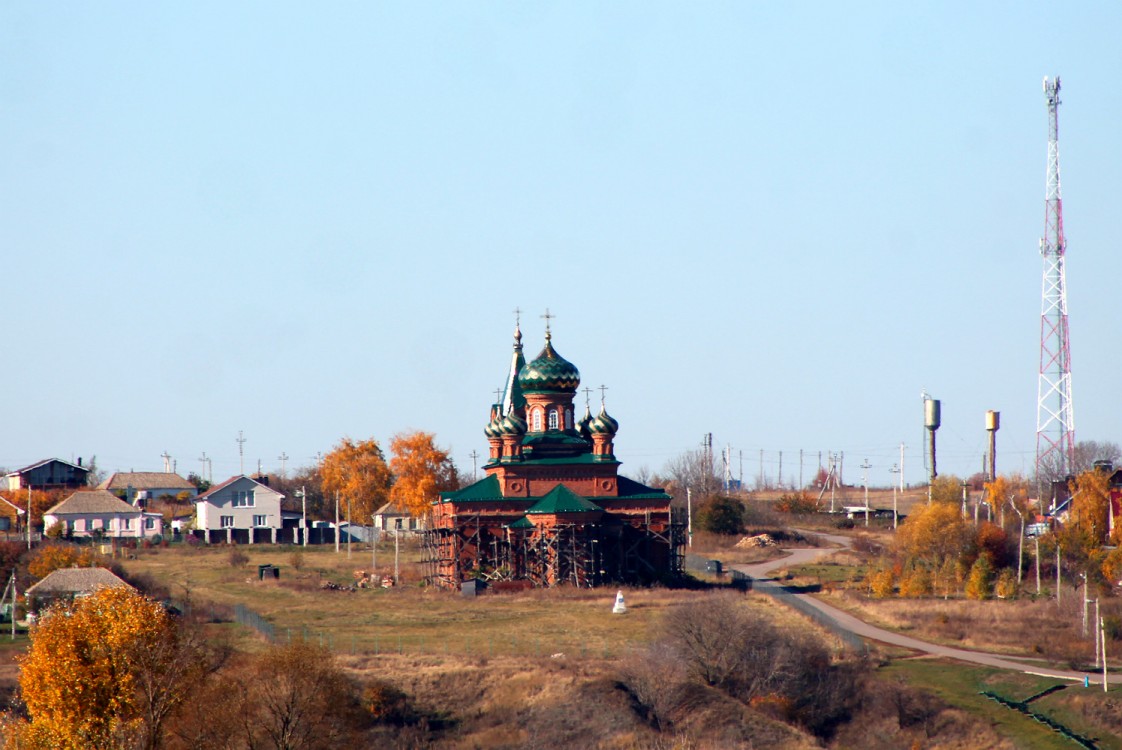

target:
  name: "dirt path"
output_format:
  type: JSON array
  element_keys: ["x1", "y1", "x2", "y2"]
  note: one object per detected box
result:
[{"x1": 730, "y1": 531, "x2": 1115, "y2": 687}]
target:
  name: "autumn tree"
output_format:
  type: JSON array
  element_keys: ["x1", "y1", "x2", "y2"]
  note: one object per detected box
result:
[
  {"x1": 320, "y1": 438, "x2": 393, "y2": 523},
  {"x1": 894, "y1": 501, "x2": 973, "y2": 571},
  {"x1": 389, "y1": 431, "x2": 459, "y2": 518},
  {"x1": 14, "y1": 586, "x2": 185, "y2": 749},
  {"x1": 928, "y1": 475, "x2": 966, "y2": 506},
  {"x1": 695, "y1": 496, "x2": 745, "y2": 535},
  {"x1": 1059, "y1": 468, "x2": 1111, "y2": 559},
  {"x1": 27, "y1": 543, "x2": 99, "y2": 579}
]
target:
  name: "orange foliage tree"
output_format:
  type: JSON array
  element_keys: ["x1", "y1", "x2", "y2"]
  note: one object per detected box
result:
[
  {"x1": 1059, "y1": 469, "x2": 1111, "y2": 561},
  {"x1": 13, "y1": 587, "x2": 179, "y2": 749},
  {"x1": 319, "y1": 438, "x2": 393, "y2": 522},
  {"x1": 27, "y1": 544, "x2": 99, "y2": 580},
  {"x1": 389, "y1": 431, "x2": 459, "y2": 518}
]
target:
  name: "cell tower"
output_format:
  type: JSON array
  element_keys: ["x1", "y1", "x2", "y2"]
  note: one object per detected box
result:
[{"x1": 1035, "y1": 76, "x2": 1075, "y2": 486}]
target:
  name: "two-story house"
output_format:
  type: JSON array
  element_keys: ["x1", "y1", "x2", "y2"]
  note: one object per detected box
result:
[
  {"x1": 5, "y1": 458, "x2": 90, "y2": 491},
  {"x1": 195, "y1": 475, "x2": 285, "y2": 543}
]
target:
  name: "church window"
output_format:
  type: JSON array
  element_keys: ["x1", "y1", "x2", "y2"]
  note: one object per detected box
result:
[
  {"x1": 548, "y1": 410, "x2": 559, "y2": 430},
  {"x1": 532, "y1": 409, "x2": 543, "y2": 431},
  {"x1": 565, "y1": 408, "x2": 572, "y2": 429}
]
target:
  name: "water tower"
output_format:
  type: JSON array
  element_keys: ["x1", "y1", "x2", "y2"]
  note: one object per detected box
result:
[
  {"x1": 924, "y1": 396, "x2": 941, "y2": 501},
  {"x1": 986, "y1": 410, "x2": 1000, "y2": 481}
]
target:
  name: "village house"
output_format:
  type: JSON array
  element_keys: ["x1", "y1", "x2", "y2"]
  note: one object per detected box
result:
[
  {"x1": 194, "y1": 475, "x2": 289, "y2": 543},
  {"x1": 42, "y1": 490, "x2": 163, "y2": 539},
  {"x1": 100, "y1": 471, "x2": 197, "y2": 504},
  {"x1": 5, "y1": 458, "x2": 90, "y2": 491}
]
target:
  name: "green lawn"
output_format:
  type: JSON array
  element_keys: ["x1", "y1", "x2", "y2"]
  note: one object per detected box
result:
[{"x1": 881, "y1": 659, "x2": 1120, "y2": 750}]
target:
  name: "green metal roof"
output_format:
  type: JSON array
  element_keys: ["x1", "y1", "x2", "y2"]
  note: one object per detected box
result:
[
  {"x1": 439, "y1": 474, "x2": 503, "y2": 502},
  {"x1": 506, "y1": 516, "x2": 535, "y2": 529},
  {"x1": 483, "y1": 453, "x2": 619, "y2": 470},
  {"x1": 613, "y1": 475, "x2": 672, "y2": 500},
  {"x1": 526, "y1": 484, "x2": 603, "y2": 514}
]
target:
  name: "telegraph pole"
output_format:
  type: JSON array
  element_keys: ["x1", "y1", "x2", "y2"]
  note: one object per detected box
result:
[
  {"x1": 278, "y1": 452, "x2": 289, "y2": 479},
  {"x1": 861, "y1": 459, "x2": 871, "y2": 526}
]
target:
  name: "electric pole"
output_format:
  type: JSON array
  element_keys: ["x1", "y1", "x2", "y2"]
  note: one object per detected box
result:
[{"x1": 237, "y1": 431, "x2": 247, "y2": 475}]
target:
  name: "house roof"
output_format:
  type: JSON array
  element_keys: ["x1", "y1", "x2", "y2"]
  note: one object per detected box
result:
[
  {"x1": 374, "y1": 501, "x2": 410, "y2": 516},
  {"x1": 6, "y1": 458, "x2": 89, "y2": 477},
  {"x1": 439, "y1": 474, "x2": 504, "y2": 503},
  {"x1": 100, "y1": 472, "x2": 194, "y2": 492},
  {"x1": 45, "y1": 490, "x2": 139, "y2": 516},
  {"x1": 506, "y1": 516, "x2": 535, "y2": 529},
  {"x1": 196, "y1": 475, "x2": 282, "y2": 502},
  {"x1": 25, "y1": 567, "x2": 133, "y2": 596},
  {"x1": 526, "y1": 484, "x2": 603, "y2": 515}
]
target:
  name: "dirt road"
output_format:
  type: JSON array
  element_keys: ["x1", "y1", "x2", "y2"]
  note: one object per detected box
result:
[{"x1": 730, "y1": 531, "x2": 1114, "y2": 687}]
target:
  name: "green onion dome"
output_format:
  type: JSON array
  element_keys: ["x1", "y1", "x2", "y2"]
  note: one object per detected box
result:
[
  {"x1": 499, "y1": 411, "x2": 527, "y2": 437},
  {"x1": 577, "y1": 404, "x2": 593, "y2": 439},
  {"x1": 517, "y1": 334, "x2": 580, "y2": 393},
  {"x1": 590, "y1": 405, "x2": 618, "y2": 436},
  {"x1": 484, "y1": 413, "x2": 504, "y2": 439}
]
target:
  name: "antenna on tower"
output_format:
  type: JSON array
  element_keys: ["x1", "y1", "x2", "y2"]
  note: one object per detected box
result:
[{"x1": 1036, "y1": 75, "x2": 1075, "y2": 500}]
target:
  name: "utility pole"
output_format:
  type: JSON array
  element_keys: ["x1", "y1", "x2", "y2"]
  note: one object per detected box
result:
[
  {"x1": 278, "y1": 452, "x2": 289, "y2": 479},
  {"x1": 899, "y1": 442, "x2": 906, "y2": 492},
  {"x1": 199, "y1": 452, "x2": 208, "y2": 481},
  {"x1": 1036, "y1": 75, "x2": 1076, "y2": 494},
  {"x1": 861, "y1": 459, "x2": 871, "y2": 526},
  {"x1": 890, "y1": 464, "x2": 900, "y2": 529},
  {"x1": 778, "y1": 451, "x2": 783, "y2": 489},
  {"x1": 161, "y1": 451, "x2": 172, "y2": 473},
  {"x1": 469, "y1": 450, "x2": 479, "y2": 481},
  {"x1": 799, "y1": 449, "x2": 804, "y2": 489},
  {"x1": 237, "y1": 431, "x2": 247, "y2": 475}
]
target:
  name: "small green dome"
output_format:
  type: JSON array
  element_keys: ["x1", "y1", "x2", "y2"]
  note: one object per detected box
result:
[
  {"x1": 577, "y1": 404, "x2": 593, "y2": 439},
  {"x1": 499, "y1": 411, "x2": 527, "y2": 436},
  {"x1": 484, "y1": 414, "x2": 504, "y2": 438},
  {"x1": 590, "y1": 405, "x2": 618, "y2": 435},
  {"x1": 518, "y1": 335, "x2": 580, "y2": 393}
]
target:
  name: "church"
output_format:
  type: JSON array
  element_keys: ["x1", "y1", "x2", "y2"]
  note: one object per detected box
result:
[{"x1": 424, "y1": 317, "x2": 684, "y2": 588}]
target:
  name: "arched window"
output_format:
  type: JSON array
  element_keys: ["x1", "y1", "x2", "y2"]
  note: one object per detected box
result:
[
  {"x1": 565, "y1": 409, "x2": 572, "y2": 429},
  {"x1": 548, "y1": 410, "x2": 559, "y2": 430},
  {"x1": 532, "y1": 408, "x2": 543, "y2": 431}
]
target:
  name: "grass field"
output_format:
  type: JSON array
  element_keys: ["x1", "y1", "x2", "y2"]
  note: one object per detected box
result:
[{"x1": 881, "y1": 659, "x2": 1121, "y2": 750}]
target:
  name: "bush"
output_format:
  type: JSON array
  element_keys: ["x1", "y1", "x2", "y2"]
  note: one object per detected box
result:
[
  {"x1": 899, "y1": 566, "x2": 932, "y2": 598},
  {"x1": 696, "y1": 496, "x2": 745, "y2": 536},
  {"x1": 994, "y1": 569, "x2": 1018, "y2": 599},
  {"x1": 870, "y1": 568, "x2": 895, "y2": 598},
  {"x1": 290, "y1": 550, "x2": 305, "y2": 571},
  {"x1": 228, "y1": 548, "x2": 249, "y2": 568},
  {"x1": 28, "y1": 544, "x2": 97, "y2": 579},
  {"x1": 965, "y1": 556, "x2": 993, "y2": 600},
  {"x1": 774, "y1": 491, "x2": 818, "y2": 514}
]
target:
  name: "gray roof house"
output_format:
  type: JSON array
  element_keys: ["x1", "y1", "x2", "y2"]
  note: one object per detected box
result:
[
  {"x1": 100, "y1": 471, "x2": 198, "y2": 503},
  {"x1": 25, "y1": 567, "x2": 133, "y2": 611},
  {"x1": 43, "y1": 490, "x2": 163, "y2": 539}
]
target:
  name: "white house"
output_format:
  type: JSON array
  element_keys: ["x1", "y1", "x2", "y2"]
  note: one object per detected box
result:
[
  {"x1": 195, "y1": 475, "x2": 284, "y2": 533},
  {"x1": 43, "y1": 490, "x2": 163, "y2": 539},
  {"x1": 372, "y1": 502, "x2": 426, "y2": 534}
]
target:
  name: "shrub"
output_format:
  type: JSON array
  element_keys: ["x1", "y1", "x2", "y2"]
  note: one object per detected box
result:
[
  {"x1": 228, "y1": 548, "x2": 249, "y2": 568},
  {"x1": 965, "y1": 555, "x2": 993, "y2": 600},
  {"x1": 44, "y1": 522, "x2": 65, "y2": 539},
  {"x1": 774, "y1": 491, "x2": 818, "y2": 514},
  {"x1": 290, "y1": 550, "x2": 305, "y2": 571},
  {"x1": 994, "y1": 569, "x2": 1018, "y2": 599},
  {"x1": 899, "y1": 566, "x2": 932, "y2": 598},
  {"x1": 695, "y1": 496, "x2": 744, "y2": 536},
  {"x1": 870, "y1": 568, "x2": 896, "y2": 598},
  {"x1": 28, "y1": 544, "x2": 97, "y2": 579}
]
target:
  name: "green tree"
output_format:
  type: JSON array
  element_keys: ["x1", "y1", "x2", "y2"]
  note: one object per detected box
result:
[{"x1": 695, "y1": 496, "x2": 744, "y2": 535}]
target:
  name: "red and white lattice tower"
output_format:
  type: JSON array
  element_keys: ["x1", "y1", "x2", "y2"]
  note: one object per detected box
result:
[{"x1": 1036, "y1": 76, "x2": 1075, "y2": 484}]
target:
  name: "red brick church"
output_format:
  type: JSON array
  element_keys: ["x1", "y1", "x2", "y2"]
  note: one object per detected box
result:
[{"x1": 424, "y1": 319, "x2": 683, "y2": 588}]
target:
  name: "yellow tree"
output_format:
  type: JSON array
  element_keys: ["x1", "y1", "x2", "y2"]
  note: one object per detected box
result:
[
  {"x1": 389, "y1": 431, "x2": 459, "y2": 517},
  {"x1": 1059, "y1": 468, "x2": 1111, "y2": 559},
  {"x1": 14, "y1": 586, "x2": 177, "y2": 749},
  {"x1": 319, "y1": 437, "x2": 393, "y2": 522},
  {"x1": 894, "y1": 502, "x2": 974, "y2": 593}
]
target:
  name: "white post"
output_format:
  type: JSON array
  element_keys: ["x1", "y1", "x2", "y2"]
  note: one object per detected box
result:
[
  {"x1": 334, "y1": 491, "x2": 340, "y2": 554},
  {"x1": 1102, "y1": 614, "x2": 1109, "y2": 692},
  {"x1": 300, "y1": 486, "x2": 307, "y2": 548},
  {"x1": 1095, "y1": 598, "x2": 1101, "y2": 669},
  {"x1": 394, "y1": 530, "x2": 400, "y2": 583}
]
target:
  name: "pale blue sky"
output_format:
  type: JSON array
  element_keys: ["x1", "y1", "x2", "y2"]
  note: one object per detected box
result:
[{"x1": 2, "y1": 3, "x2": 1120, "y2": 488}]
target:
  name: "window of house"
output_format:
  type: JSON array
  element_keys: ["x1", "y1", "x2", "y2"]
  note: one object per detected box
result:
[
  {"x1": 548, "y1": 410, "x2": 559, "y2": 430},
  {"x1": 122, "y1": 518, "x2": 132, "y2": 530},
  {"x1": 253, "y1": 515, "x2": 266, "y2": 527},
  {"x1": 220, "y1": 516, "x2": 234, "y2": 528},
  {"x1": 145, "y1": 518, "x2": 155, "y2": 529},
  {"x1": 232, "y1": 490, "x2": 256, "y2": 507},
  {"x1": 395, "y1": 518, "x2": 403, "y2": 530},
  {"x1": 91, "y1": 518, "x2": 102, "y2": 530}
]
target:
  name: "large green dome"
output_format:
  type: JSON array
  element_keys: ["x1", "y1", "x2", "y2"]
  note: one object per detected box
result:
[{"x1": 518, "y1": 336, "x2": 580, "y2": 393}]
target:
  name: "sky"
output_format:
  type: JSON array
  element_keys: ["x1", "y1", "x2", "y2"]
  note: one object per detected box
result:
[{"x1": 2, "y1": 3, "x2": 1120, "y2": 490}]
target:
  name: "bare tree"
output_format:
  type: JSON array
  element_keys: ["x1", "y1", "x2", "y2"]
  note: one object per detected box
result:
[{"x1": 662, "y1": 449, "x2": 720, "y2": 499}]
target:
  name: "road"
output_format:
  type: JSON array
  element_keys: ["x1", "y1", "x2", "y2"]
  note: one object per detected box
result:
[{"x1": 730, "y1": 531, "x2": 1114, "y2": 687}]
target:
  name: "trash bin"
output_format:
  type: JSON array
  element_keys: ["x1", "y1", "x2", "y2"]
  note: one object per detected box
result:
[{"x1": 258, "y1": 564, "x2": 277, "y2": 580}]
